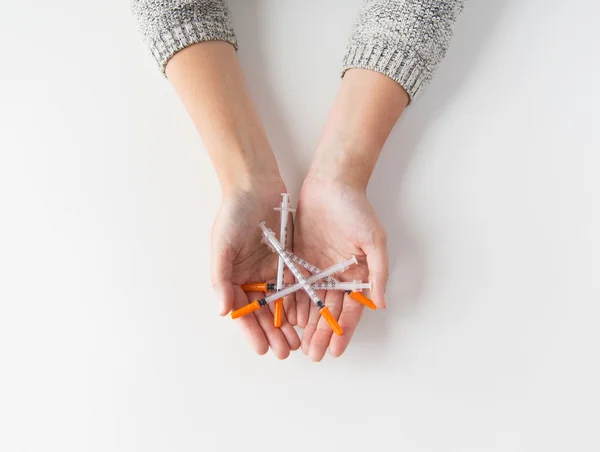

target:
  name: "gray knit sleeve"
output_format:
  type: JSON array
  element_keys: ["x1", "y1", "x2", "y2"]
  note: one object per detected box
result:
[
  {"x1": 131, "y1": 0, "x2": 237, "y2": 73},
  {"x1": 343, "y1": 0, "x2": 464, "y2": 101}
]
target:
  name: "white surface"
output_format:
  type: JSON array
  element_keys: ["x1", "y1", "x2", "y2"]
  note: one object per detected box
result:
[{"x1": 1, "y1": 0, "x2": 599, "y2": 451}]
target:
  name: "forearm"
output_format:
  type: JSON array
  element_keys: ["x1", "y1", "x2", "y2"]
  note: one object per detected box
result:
[
  {"x1": 308, "y1": 69, "x2": 409, "y2": 190},
  {"x1": 317, "y1": 0, "x2": 464, "y2": 189},
  {"x1": 165, "y1": 42, "x2": 280, "y2": 193}
]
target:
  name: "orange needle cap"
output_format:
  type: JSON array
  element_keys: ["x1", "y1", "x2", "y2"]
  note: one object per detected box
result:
[
  {"x1": 231, "y1": 300, "x2": 261, "y2": 319},
  {"x1": 241, "y1": 282, "x2": 268, "y2": 292},
  {"x1": 273, "y1": 298, "x2": 284, "y2": 327},
  {"x1": 349, "y1": 291, "x2": 377, "y2": 310},
  {"x1": 319, "y1": 306, "x2": 343, "y2": 336}
]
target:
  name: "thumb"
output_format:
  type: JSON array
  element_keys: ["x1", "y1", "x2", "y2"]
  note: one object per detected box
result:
[
  {"x1": 211, "y1": 241, "x2": 235, "y2": 316},
  {"x1": 363, "y1": 233, "x2": 389, "y2": 309},
  {"x1": 213, "y1": 280, "x2": 235, "y2": 316}
]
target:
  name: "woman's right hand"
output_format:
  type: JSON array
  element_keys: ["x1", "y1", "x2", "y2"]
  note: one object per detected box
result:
[
  {"x1": 165, "y1": 42, "x2": 299, "y2": 357},
  {"x1": 212, "y1": 178, "x2": 300, "y2": 359}
]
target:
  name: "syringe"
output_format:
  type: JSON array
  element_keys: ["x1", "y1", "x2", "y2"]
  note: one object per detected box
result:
[
  {"x1": 286, "y1": 252, "x2": 377, "y2": 310},
  {"x1": 272, "y1": 193, "x2": 294, "y2": 327},
  {"x1": 242, "y1": 280, "x2": 371, "y2": 292},
  {"x1": 234, "y1": 257, "x2": 356, "y2": 308},
  {"x1": 231, "y1": 223, "x2": 356, "y2": 335},
  {"x1": 232, "y1": 258, "x2": 357, "y2": 333},
  {"x1": 285, "y1": 252, "x2": 337, "y2": 286},
  {"x1": 241, "y1": 250, "x2": 376, "y2": 308},
  {"x1": 278, "y1": 252, "x2": 377, "y2": 310}
]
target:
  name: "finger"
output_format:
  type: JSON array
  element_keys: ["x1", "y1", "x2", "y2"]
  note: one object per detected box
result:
[
  {"x1": 329, "y1": 292, "x2": 365, "y2": 358},
  {"x1": 214, "y1": 281, "x2": 235, "y2": 316},
  {"x1": 283, "y1": 295, "x2": 297, "y2": 326},
  {"x1": 301, "y1": 300, "x2": 321, "y2": 355},
  {"x1": 255, "y1": 300, "x2": 291, "y2": 360},
  {"x1": 295, "y1": 289, "x2": 311, "y2": 328},
  {"x1": 268, "y1": 302, "x2": 300, "y2": 351},
  {"x1": 283, "y1": 269, "x2": 297, "y2": 325},
  {"x1": 308, "y1": 291, "x2": 344, "y2": 362},
  {"x1": 233, "y1": 289, "x2": 269, "y2": 355},
  {"x1": 363, "y1": 233, "x2": 389, "y2": 309},
  {"x1": 280, "y1": 321, "x2": 301, "y2": 351}
]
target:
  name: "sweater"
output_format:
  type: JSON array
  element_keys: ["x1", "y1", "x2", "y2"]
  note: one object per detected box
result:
[{"x1": 131, "y1": 0, "x2": 464, "y2": 101}]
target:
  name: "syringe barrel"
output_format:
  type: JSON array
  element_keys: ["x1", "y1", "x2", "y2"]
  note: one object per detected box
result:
[
  {"x1": 262, "y1": 258, "x2": 359, "y2": 303},
  {"x1": 286, "y1": 252, "x2": 338, "y2": 285},
  {"x1": 315, "y1": 281, "x2": 371, "y2": 291},
  {"x1": 304, "y1": 256, "x2": 357, "y2": 284},
  {"x1": 275, "y1": 194, "x2": 291, "y2": 291}
]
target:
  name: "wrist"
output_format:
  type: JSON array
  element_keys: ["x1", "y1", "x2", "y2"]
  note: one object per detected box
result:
[
  {"x1": 217, "y1": 143, "x2": 282, "y2": 197},
  {"x1": 307, "y1": 136, "x2": 372, "y2": 191},
  {"x1": 308, "y1": 69, "x2": 409, "y2": 191},
  {"x1": 166, "y1": 42, "x2": 282, "y2": 196}
]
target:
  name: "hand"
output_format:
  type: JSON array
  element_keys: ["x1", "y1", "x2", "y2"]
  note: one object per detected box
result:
[
  {"x1": 293, "y1": 174, "x2": 388, "y2": 362},
  {"x1": 165, "y1": 42, "x2": 300, "y2": 358},
  {"x1": 292, "y1": 69, "x2": 406, "y2": 361},
  {"x1": 212, "y1": 179, "x2": 300, "y2": 359}
]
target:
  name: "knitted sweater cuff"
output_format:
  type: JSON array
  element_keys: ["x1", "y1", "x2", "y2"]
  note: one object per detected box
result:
[
  {"x1": 149, "y1": 20, "x2": 238, "y2": 74},
  {"x1": 342, "y1": 40, "x2": 428, "y2": 103}
]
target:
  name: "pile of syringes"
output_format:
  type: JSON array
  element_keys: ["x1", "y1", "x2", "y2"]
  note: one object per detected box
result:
[{"x1": 230, "y1": 194, "x2": 376, "y2": 336}]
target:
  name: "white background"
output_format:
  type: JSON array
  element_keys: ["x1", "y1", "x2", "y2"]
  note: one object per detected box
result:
[{"x1": 1, "y1": 0, "x2": 599, "y2": 451}]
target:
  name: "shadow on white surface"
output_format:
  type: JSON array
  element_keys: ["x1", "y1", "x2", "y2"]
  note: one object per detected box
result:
[{"x1": 360, "y1": 0, "x2": 512, "y2": 360}]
